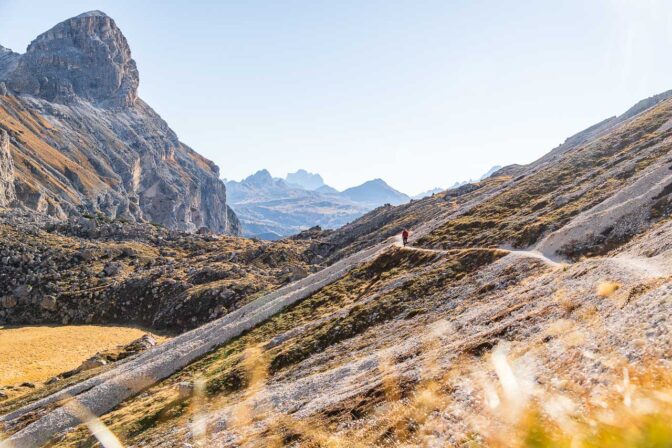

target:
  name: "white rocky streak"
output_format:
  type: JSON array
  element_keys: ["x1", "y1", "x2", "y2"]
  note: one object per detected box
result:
[{"x1": 536, "y1": 153, "x2": 672, "y2": 257}]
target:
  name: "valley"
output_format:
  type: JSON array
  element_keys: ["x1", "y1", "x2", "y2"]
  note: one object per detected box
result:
[
  {"x1": 1, "y1": 8, "x2": 672, "y2": 448},
  {"x1": 225, "y1": 170, "x2": 410, "y2": 239}
]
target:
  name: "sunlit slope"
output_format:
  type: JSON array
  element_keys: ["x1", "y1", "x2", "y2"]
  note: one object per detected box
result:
[
  {"x1": 4, "y1": 92, "x2": 672, "y2": 447},
  {"x1": 46, "y1": 216, "x2": 672, "y2": 447},
  {"x1": 315, "y1": 93, "x2": 672, "y2": 263}
]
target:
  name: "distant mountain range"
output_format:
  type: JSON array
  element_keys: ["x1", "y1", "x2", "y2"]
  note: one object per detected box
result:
[
  {"x1": 412, "y1": 188, "x2": 444, "y2": 200},
  {"x1": 226, "y1": 166, "x2": 506, "y2": 239},
  {"x1": 285, "y1": 169, "x2": 326, "y2": 190},
  {"x1": 226, "y1": 170, "x2": 409, "y2": 239},
  {"x1": 340, "y1": 179, "x2": 410, "y2": 207},
  {"x1": 410, "y1": 166, "x2": 502, "y2": 200}
]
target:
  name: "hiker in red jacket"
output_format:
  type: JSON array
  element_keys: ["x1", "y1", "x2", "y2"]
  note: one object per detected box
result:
[{"x1": 402, "y1": 229, "x2": 409, "y2": 246}]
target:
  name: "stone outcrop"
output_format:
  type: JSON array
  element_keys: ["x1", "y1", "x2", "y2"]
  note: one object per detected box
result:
[
  {"x1": 0, "y1": 130, "x2": 15, "y2": 207},
  {"x1": 6, "y1": 11, "x2": 138, "y2": 108},
  {"x1": 0, "y1": 11, "x2": 240, "y2": 234},
  {"x1": 0, "y1": 45, "x2": 19, "y2": 79},
  {"x1": 445, "y1": 182, "x2": 481, "y2": 198}
]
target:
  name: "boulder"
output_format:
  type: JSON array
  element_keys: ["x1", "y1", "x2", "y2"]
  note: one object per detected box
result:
[
  {"x1": 40, "y1": 295, "x2": 57, "y2": 311},
  {"x1": 76, "y1": 248, "x2": 96, "y2": 261},
  {"x1": 103, "y1": 262, "x2": 122, "y2": 276},
  {"x1": 12, "y1": 284, "x2": 32, "y2": 299},
  {"x1": 287, "y1": 265, "x2": 308, "y2": 281},
  {"x1": 0, "y1": 295, "x2": 17, "y2": 308},
  {"x1": 77, "y1": 217, "x2": 97, "y2": 232},
  {"x1": 123, "y1": 334, "x2": 157, "y2": 353},
  {"x1": 79, "y1": 355, "x2": 107, "y2": 371}
]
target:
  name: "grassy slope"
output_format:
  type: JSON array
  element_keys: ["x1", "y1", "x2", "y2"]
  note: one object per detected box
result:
[
  {"x1": 7, "y1": 98, "x2": 672, "y2": 447},
  {"x1": 419, "y1": 100, "x2": 672, "y2": 253},
  {"x1": 51, "y1": 246, "x2": 506, "y2": 446},
  {"x1": 316, "y1": 98, "x2": 672, "y2": 261}
]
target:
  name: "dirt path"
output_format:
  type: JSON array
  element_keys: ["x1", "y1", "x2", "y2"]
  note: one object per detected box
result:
[
  {"x1": 607, "y1": 254, "x2": 672, "y2": 279},
  {"x1": 398, "y1": 238, "x2": 564, "y2": 269},
  {"x1": 5, "y1": 230, "x2": 657, "y2": 447},
  {"x1": 503, "y1": 249, "x2": 565, "y2": 268}
]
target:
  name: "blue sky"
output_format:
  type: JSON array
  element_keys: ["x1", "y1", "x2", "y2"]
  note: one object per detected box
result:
[{"x1": 1, "y1": 1, "x2": 672, "y2": 195}]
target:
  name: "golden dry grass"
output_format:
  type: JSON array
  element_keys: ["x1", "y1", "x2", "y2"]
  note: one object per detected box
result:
[
  {"x1": 18, "y1": 244, "x2": 672, "y2": 448},
  {"x1": 0, "y1": 325, "x2": 164, "y2": 386},
  {"x1": 597, "y1": 281, "x2": 620, "y2": 297},
  {"x1": 36, "y1": 271, "x2": 672, "y2": 448}
]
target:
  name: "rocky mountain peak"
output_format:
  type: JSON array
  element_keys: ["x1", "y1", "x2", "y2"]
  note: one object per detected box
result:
[
  {"x1": 286, "y1": 169, "x2": 325, "y2": 190},
  {"x1": 340, "y1": 178, "x2": 410, "y2": 206},
  {"x1": 0, "y1": 45, "x2": 16, "y2": 56},
  {"x1": 244, "y1": 169, "x2": 275, "y2": 186},
  {"x1": 74, "y1": 10, "x2": 109, "y2": 19},
  {"x1": 6, "y1": 10, "x2": 139, "y2": 108},
  {"x1": 0, "y1": 45, "x2": 20, "y2": 79}
]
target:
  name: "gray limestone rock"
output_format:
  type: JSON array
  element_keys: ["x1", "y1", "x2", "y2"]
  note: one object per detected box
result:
[
  {"x1": 103, "y1": 262, "x2": 122, "y2": 276},
  {"x1": 12, "y1": 284, "x2": 32, "y2": 300},
  {"x1": 0, "y1": 130, "x2": 15, "y2": 207},
  {"x1": 0, "y1": 45, "x2": 19, "y2": 79},
  {"x1": 6, "y1": 11, "x2": 138, "y2": 108}
]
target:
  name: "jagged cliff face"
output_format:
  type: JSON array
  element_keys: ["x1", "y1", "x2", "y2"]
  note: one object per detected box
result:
[
  {"x1": 7, "y1": 11, "x2": 138, "y2": 108},
  {"x1": 0, "y1": 11, "x2": 240, "y2": 234},
  {"x1": 0, "y1": 46, "x2": 19, "y2": 81},
  {"x1": 0, "y1": 130, "x2": 15, "y2": 206}
]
